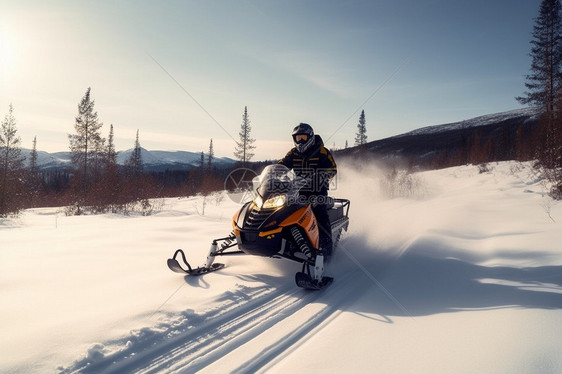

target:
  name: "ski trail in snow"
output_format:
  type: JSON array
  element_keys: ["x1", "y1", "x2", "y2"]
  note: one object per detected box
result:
[
  {"x1": 59, "y1": 262, "x2": 364, "y2": 374},
  {"x1": 229, "y1": 270, "x2": 363, "y2": 374},
  {"x1": 138, "y1": 283, "x2": 310, "y2": 374},
  {"x1": 60, "y1": 283, "x2": 287, "y2": 373}
]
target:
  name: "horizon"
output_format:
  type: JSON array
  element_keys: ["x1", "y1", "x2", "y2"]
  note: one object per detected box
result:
[{"x1": 21, "y1": 105, "x2": 536, "y2": 160}]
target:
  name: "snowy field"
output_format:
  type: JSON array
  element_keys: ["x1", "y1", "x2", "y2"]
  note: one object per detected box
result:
[{"x1": 1, "y1": 160, "x2": 562, "y2": 373}]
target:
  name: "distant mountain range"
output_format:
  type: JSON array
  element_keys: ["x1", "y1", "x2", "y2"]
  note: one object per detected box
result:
[
  {"x1": 23, "y1": 107, "x2": 541, "y2": 172},
  {"x1": 24, "y1": 148, "x2": 237, "y2": 172}
]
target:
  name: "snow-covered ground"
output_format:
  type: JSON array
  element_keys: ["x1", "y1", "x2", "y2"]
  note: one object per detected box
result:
[{"x1": 1, "y1": 160, "x2": 562, "y2": 373}]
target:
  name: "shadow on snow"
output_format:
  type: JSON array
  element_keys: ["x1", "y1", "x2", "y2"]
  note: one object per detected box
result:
[{"x1": 334, "y1": 234, "x2": 562, "y2": 319}]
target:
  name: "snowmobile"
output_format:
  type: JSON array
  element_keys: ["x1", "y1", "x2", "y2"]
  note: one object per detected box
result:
[{"x1": 167, "y1": 164, "x2": 350, "y2": 290}]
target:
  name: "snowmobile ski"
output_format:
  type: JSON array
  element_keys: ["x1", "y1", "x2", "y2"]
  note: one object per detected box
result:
[
  {"x1": 167, "y1": 248, "x2": 226, "y2": 275},
  {"x1": 295, "y1": 272, "x2": 333, "y2": 290},
  {"x1": 167, "y1": 258, "x2": 225, "y2": 275}
]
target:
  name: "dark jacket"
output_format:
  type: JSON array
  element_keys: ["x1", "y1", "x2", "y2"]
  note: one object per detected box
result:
[{"x1": 278, "y1": 135, "x2": 337, "y2": 196}]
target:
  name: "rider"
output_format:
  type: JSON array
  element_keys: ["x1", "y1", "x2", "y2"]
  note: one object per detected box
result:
[{"x1": 278, "y1": 123, "x2": 337, "y2": 257}]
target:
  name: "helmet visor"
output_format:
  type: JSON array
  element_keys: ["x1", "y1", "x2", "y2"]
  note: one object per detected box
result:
[{"x1": 294, "y1": 134, "x2": 309, "y2": 143}]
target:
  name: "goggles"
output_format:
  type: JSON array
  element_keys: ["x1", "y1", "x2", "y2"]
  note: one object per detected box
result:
[{"x1": 294, "y1": 134, "x2": 309, "y2": 143}]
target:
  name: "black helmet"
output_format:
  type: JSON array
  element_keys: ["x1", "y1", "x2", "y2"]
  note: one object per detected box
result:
[{"x1": 292, "y1": 123, "x2": 315, "y2": 153}]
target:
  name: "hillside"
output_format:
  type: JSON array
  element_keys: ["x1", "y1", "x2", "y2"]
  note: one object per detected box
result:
[{"x1": 336, "y1": 107, "x2": 541, "y2": 168}]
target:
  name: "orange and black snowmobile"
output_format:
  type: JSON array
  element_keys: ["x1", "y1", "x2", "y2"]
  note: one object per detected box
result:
[{"x1": 167, "y1": 164, "x2": 350, "y2": 289}]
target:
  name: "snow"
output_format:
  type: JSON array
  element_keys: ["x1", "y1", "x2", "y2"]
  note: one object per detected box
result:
[{"x1": 1, "y1": 160, "x2": 562, "y2": 373}]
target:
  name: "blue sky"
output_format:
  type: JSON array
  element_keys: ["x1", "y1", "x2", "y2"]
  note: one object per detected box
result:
[{"x1": 0, "y1": 0, "x2": 540, "y2": 160}]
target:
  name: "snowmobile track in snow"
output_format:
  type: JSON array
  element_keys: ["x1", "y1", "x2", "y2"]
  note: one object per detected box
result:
[{"x1": 60, "y1": 270, "x2": 361, "y2": 374}]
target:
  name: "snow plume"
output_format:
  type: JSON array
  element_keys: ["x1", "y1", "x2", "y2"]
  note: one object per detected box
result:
[{"x1": 335, "y1": 157, "x2": 431, "y2": 260}]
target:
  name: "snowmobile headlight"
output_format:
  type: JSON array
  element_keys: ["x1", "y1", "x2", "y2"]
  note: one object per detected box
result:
[{"x1": 261, "y1": 194, "x2": 286, "y2": 209}]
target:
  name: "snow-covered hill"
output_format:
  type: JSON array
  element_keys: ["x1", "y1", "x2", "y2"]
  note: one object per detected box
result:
[
  {"x1": 1, "y1": 161, "x2": 562, "y2": 373},
  {"x1": 115, "y1": 148, "x2": 210, "y2": 166},
  {"x1": 400, "y1": 107, "x2": 540, "y2": 137},
  {"x1": 32, "y1": 150, "x2": 72, "y2": 169}
]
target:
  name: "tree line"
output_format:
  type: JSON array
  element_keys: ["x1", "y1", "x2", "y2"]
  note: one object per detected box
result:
[{"x1": 0, "y1": 88, "x2": 265, "y2": 217}]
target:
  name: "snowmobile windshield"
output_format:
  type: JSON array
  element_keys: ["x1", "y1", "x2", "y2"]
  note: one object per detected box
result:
[{"x1": 252, "y1": 164, "x2": 304, "y2": 207}]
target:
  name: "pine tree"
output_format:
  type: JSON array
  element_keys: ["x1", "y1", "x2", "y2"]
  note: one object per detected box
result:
[
  {"x1": 126, "y1": 129, "x2": 143, "y2": 176},
  {"x1": 518, "y1": 0, "x2": 562, "y2": 198},
  {"x1": 26, "y1": 136, "x2": 42, "y2": 207},
  {"x1": 517, "y1": 0, "x2": 562, "y2": 114},
  {"x1": 106, "y1": 124, "x2": 117, "y2": 168},
  {"x1": 199, "y1": 151, "x2": 205, "y2": 168},
  {"x1": 28, "y1": 136, "x2": 38, "y2": 175},
  {"x1": 68, "y1": 87, "x2": 105, "y2": 208},
  {"x1": 201, "y1": 138, "x2": 223, "y2": 195},
  {"x1": 0, "y1": 104, "x2": 25, "y2": 216},
  {"x1": 207, "y1": 138, "x2": 214, "y2": 169},
  {"x1": 354, "y1": 110, "x2": 368, "y2": 146},
  {"x1": 101, "y1": 124, "x2": 120, "y2": 210},
  {"x1": 234, "y1": 106, "x2": 256, "y2": 164},
  {"x1": 124, "y1": 129, "x2": 149, "y2": 211}
]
